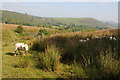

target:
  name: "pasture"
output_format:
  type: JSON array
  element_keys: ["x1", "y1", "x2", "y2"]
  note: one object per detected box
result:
[{"x1": 2, "y1": 23, "x2": 120, "y2": 79}]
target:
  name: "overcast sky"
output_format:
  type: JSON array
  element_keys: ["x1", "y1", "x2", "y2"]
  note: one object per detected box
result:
[{"x1": 2, "y1": 2, "x2": 118, "y2": 22}]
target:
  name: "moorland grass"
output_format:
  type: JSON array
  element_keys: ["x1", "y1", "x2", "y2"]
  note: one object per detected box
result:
[
  {"x1": 31, "y1": 30, "x2": 119, "y2": 78},
  {"x1": 2, "y1": 23, "x2": 120, "y2": 78}
]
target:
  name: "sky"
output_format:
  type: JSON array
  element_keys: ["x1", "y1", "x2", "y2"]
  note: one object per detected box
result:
[
  {"x1": 2, "y1": 2, "x2": 118, "y2": 22},
  {"x1": 2, "y1": 0, "x2": 120, "y2": 2}
]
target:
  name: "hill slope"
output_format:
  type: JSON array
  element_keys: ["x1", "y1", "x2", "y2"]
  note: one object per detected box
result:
[
  {"x1": 2, "y1": 22, "x2": 119, "y2": 78},
  {"x1": 56, "y1": 18, "x2": 107, "y2": 27},
  {"x1": 1, "y1": 10, "x2": 111, "y2": 29},
  {"x1": 102, "y1": 21, "x2": 118, "y2": 28}
]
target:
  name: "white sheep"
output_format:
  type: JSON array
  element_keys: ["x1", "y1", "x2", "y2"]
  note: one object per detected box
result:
[{"x1": 14, "y1": 43, "x2": 28, "y2": 56}]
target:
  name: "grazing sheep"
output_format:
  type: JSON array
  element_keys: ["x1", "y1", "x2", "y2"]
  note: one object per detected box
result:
[
  {"x1": 113, "y1": 37, "x2": 117, "y2": 40},
  {"x1": 86, "y1": 38, "x2": 89, "y2": 41},
  {"x1": 14, "y1": 43, "x2": 28, "y2": 56},
  {"x1": 79, "y1": 39, "x2": 84, "y2": 42},
  {"x1": 102, "y1": 36, "x2": 106, "y2": 38},
  {"x1": 23, "y1": 44, "x2": 29, "y2": 53},
  {"x1": 79, "y1": 39, "x2": 87, "y2": 42},
  {"x1": 95, "y1": 36, "x2": 99, "y2": 39},
  {"x1": 109, "y1": 36, "x2": 113, "y2": 40},
  {"x1": 83, "y1": 40, "x2": 87, "y2": 42},
  {"x1": 110, "y1": 36, "x2": 117, "y2": 40}
]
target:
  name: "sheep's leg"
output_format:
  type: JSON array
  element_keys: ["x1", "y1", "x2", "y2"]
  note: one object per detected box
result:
[
  {"x1": 18, "y1": 50, "x2": 22, "y2": 55},
  {"x1": 14, "y1": 50, "x2": 17, "y2": 56},
  {"x1": 23, "y1": 53, "x2": 25, "y2": 56},
  {"x1": 23, "y1": 50, "x2": 26, "y2": 56},
  {"x1": 25, "y1": 50, "x2": 28, "y2": 54}
]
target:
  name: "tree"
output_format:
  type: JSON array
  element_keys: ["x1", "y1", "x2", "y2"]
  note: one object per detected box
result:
[
  {"x1": 16, "y1": 25, "x2": 24, "y2": 33},
  {"x1": 37, "y1": 29, "x2": 49, "y2": 37}
]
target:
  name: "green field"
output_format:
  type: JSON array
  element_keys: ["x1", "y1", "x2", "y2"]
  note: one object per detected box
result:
[{"x1": 1, "y1": 10, "x2": 114, "y2": 30}]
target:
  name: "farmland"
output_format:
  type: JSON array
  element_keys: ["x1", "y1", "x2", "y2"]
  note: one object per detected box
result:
[{"x1": 1, "y1": 10, "x2": 115, "y2": 30}]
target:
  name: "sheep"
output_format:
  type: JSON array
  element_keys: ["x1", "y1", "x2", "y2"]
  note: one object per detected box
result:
[
  {"x1": 113, "y1": 37, "x2": 117, "y2": 40},
  {"x1": 86, "y1": 38, "x2": 89, "y2": 41},
  {"x1": 79, "y1": 39, "x2": 84, "y2": 42},
  {"x1": 14, "y1": 43, "x2": 28, "y2": 56},
  {"x1": 95, "y1": 36, "x2": 99, "y2": 39},
  {"x1": 83, "y1": 40, "x2": 87, "y2": 42},
  {"x1": 109, "y1": 36, "x2": 113, "y2": 40},
  {"x1": 79, "y1": 39, "x2": 87, "y2": 42}
]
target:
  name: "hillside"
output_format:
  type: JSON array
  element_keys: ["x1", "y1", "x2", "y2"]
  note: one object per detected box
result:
[
  {"x1": 56, "y1": 18, "x2": 107, "y2": 27},
  {"x1": 2, "y1": 23, "x2": 119, "y2": 78},
  {"x1": 102, "y1": 21, "x2": 118, "y2": 28},
  {"x1": 1, "y1": 10, "x2": 112, "y2": 30},
  {"x1": 1, "y1": 10, "x2": 58, "y2": 26}
]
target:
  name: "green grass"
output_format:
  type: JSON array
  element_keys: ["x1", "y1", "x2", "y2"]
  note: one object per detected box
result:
[
  {"x1": 2, "y1": 25, "x2": 62, "y2": 78},
  {"x1": 2, "y1": 29, "x2": 18, "y2": 42},
  {"x1": 1, "y1": 10, "x2": 111, "y2": 29},
  {"x1": 2, "y1": 42, "x2": 58, "y2": 78},
  {"x1": 2, "y1": 23, "x2": 120, "y2": 78},
  {"x1": 2, "y1": 41, "x2": 75, "y2": 78}
]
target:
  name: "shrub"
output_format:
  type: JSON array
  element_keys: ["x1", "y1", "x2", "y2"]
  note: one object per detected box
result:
[
  {"x1": 17, "y1": 56, "x2": 31, "y2": 68},
  {"x1": 100, "y1": 52, "x2": 120, "y2": 78},
  {"x1": 37, "y1": 45, "x2": 61, "y2": 71},
  {"x1": 31, "y1": 39, "x2": 46, "y2": 52},
  {"x1": 16, "y1": 25, "x2": 24, "y2": 33},
  {"x1": 72, "y1": 61, "x2": 88, "y2": 78},
  {"x1": 72, "y1": 55, "x2": 101, "y2": 78},
  {"x1": 72, "y1": 48, "x2": 119, "y2": 78},
  {"x1": 36, "y1": 29, "x2": 50, "y2": 37}
]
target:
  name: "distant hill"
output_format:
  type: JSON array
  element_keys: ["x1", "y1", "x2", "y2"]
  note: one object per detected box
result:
[
  {"x1": 1, "y1": 10, "x2": 58, "y2": 26},
  {"x1": 102, "y1": 21, "x2": 118, "y2": 28},
  {"x1": 1, "y1": 10, "x2": 113, "y2": 29},
  {"x1": 55, "y1": 18, "x2": 107, "y2": 27}
]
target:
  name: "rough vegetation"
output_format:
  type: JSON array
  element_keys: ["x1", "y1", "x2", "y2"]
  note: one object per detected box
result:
[
  {"x1": 2, "y1": 22, "x2": 120, "y2": 79},
  {"x1": 15, "y1": 25, "x2": 24, "y2": 34},
  {"x1": 36, "y1": 45, "x2": 61, "y2": 71}
]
